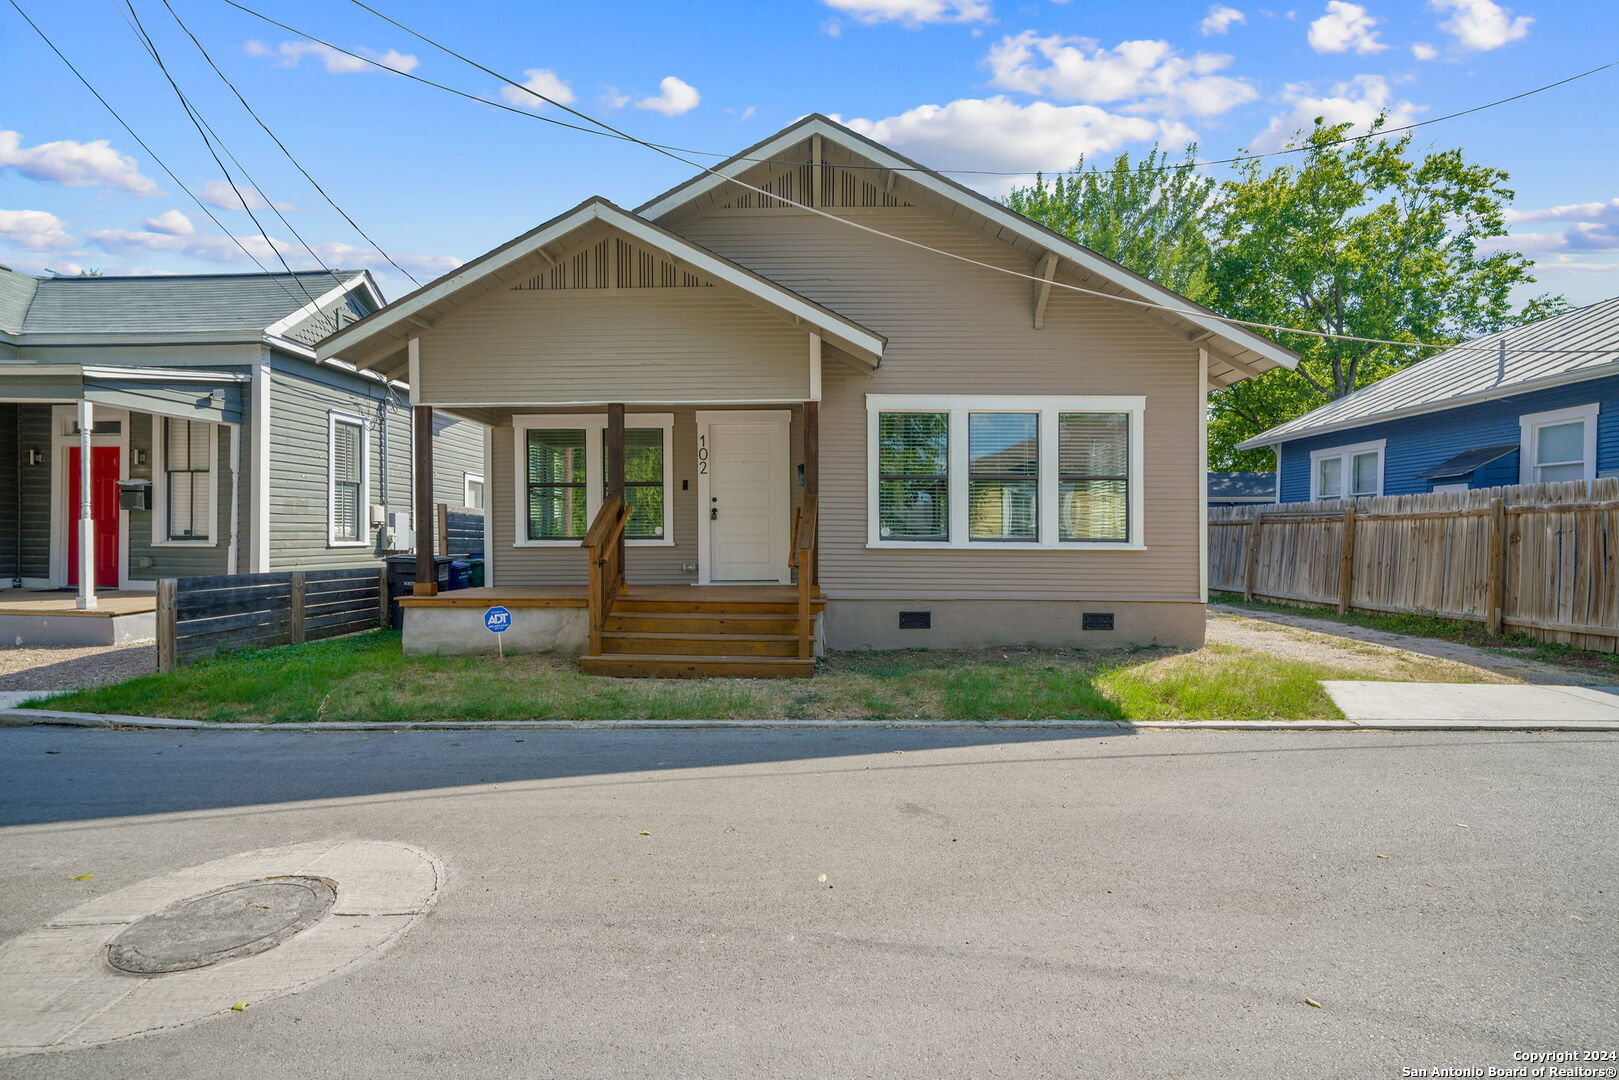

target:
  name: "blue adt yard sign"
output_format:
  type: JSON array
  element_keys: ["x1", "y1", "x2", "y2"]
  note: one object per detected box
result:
[{"x1": 484, "y1": 606, "x2": 511, "y2": 633}]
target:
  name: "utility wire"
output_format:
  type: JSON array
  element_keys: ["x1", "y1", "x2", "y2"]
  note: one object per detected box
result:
[
  {"x1": 337, "y1": 0, "x2": 1613, "y2": 358},
  {"x1": 221, "y1": 0, "x2": 1615, "y2": 179},
  {"x1": 124, "y1": 0, "x2": 326, "y2": 307},
  {"x1": 5, "y1": 0, "x2": 313, "y2": 312},
  {"x1": 159, "y1": 0, "x2": 422, "y2": 286}
]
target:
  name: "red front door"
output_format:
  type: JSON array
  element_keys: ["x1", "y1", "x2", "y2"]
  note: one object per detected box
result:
[{"x1": 66, "y1": 446, "x2": 121, "y2": 589}]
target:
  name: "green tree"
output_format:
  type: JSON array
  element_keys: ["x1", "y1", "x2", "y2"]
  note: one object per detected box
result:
[
  {"x1": 1004, "y1": 146, "x2": 1218, "y2": 302},
  {"x1": 1208, "y1": 117, "x2": 1567, "y2": 467}
]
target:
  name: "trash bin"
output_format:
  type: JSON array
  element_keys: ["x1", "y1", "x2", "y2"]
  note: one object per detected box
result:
[
  {"x1": 384, "y1": 554, "x2": 455, "y2": 629},
  {"x1": 467, "y1": 558, "x2": 485, "y2": 588},
  {"x1": 447, "y1": 560, "x2": 471, "y2": 591}
]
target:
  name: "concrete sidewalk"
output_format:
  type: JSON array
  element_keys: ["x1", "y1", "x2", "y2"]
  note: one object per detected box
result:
[{"x1": 1323, "y1": 681, "x2": 1619, "y2": 722}]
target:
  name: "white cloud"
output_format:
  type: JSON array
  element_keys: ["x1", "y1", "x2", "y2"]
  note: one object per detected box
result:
[
  {"x1": 1431, "y1": 0, "x2": 1531, "y2": 50},
  {"x1": 635, "y1": 76, "x2": 701, "y2": 117},
  {"x1": 1489, "y1": 200, "x2": 1619, "y2": 264},
  {"x1": 821, "y1": 0, "x2": 992, "y2": 26},
  {"x1": 1249, "y1": 74, "x2": 1424, "y2": 152},
  {"x1": 1201, "y1": 5, "x2": 1247, "y2": 34},
  {"x1": 199, "y1": 180, "x2": 293, "y2": 213},
  {"x1": 1307, "y1": 2, "x2": 1387, "y2": 53},
  {"x1": 0, "y1": 130, "x2": 162, "y2": 196},
  {"x1": 499, "y1": 69, "x2": 577, "y2": 111},
  {"x1": 985, "y1": 32, "x2": 1259, "y2": 117},
  {"x1": 1505, "y1": 198, "x2": 1619, "y2": 227},
  {"x1": 86, "y1": 224, "x2": 461, "y2": 279},
  {"x1": 0, "y1": 209, "x2": 76, "y2": 252},
  {"x1": 833, "y1": 97, "x2": 1194, "y2": 192},
  {"x1": 244, "y1": 39, "x2": 418, "y2": 74},
  {"x1": 598, "y1": 86, "x2": 631, "y2": 110},
  {"x1": 1410, "y1": 42, "x2": 1439, "y2": 59},
  {"x1": 142, "y1": 209, "x2": 195, "y2": 236}
]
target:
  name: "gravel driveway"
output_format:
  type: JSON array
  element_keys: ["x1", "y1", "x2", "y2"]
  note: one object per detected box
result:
[{"x1": 0, "y1": 642, "x2": 155, "y2": 692}]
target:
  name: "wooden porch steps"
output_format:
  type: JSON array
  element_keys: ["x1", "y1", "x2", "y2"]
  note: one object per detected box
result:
[{"x1": 580, "y1": 591, "x2": 823, "y2": 679}]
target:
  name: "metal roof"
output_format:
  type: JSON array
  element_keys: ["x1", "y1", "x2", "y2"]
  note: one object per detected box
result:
[
  {"x1": 1239, "y1": 295, "x2": 1619, "y2": 448},
  {"x1": 1207, "y1": 471, "x2": 1276, "y2": 501},
  {"x1": 1, "y1": 269, "x2": 373, "y2": 338},
  {"x1": 1415, "y1": 443, "x2": 1519, "y2": 481}
]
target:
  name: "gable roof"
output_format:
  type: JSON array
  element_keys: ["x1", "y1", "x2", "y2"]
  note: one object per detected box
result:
[
  {"x1": 0, "y1": 268, "x2": 380, "y2": 343},
  {"x1": 1238, "y1": 295, "x2": 1619, "y2": 448},
  {"x1": 315, "y1": 197, "x2": 888, "y2": 377},
  {"x1": 635, "y1": 114, "x2": 1300, "y2": 385},
  {"x1": 1416, "y1": 444, "x2": 1519, "y2": 482}
]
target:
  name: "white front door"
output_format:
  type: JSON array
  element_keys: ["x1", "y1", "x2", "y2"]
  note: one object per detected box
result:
[{"x1": 698, "y1": 411, "x2": 790, "y2": 583}]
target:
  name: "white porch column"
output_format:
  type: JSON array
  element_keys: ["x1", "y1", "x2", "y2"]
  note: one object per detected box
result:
[{"x1": 75, "y1": 399, "x2": 96, "y2": 610}]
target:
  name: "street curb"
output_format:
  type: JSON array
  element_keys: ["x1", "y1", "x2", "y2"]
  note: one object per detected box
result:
[{"x1": 2, "y1": 707, "x2": 1617, "y2": 733}]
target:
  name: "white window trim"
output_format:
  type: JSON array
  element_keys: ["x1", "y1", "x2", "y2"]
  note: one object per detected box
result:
[
  {"x1": 327, "y1": 411, "x2": 371, "y2": 548},
  {"x1": 1309, "y1": 439, "x2": 1386, "y2": 500},
  {"x1": 511, "y1": 413, "x2": 675, "y2": 548},
  {"x1": 151, "y1": 417, "x2": 220, "y2": 547},
  {"x1": 865, "y1": 394, "x2": 1146, "y2": 551},
  {"x1": 464, "y1": 472, "x2": 485, "y2": 509},
  {"x1": 1519, "y1": 402, "x2": 1598, "y2": 485}
]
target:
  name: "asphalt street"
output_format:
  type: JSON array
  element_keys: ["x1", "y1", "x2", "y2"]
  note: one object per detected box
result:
[{"x1": 2, "y1": 725, "x2": 1615, "y2": 1079}]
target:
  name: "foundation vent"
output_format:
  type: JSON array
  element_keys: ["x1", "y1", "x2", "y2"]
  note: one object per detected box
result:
[
  {"x1": 898, "y1": 611, "x2": 931, "y2": 630},
  {"x1": 1082, "y1": 612, "x2": 1115, "y2": 631}
]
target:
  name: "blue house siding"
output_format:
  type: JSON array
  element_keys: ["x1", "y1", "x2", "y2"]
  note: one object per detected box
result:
[{"x1": 1277, "y1": 373, "x2": 1619, "y2": 502}]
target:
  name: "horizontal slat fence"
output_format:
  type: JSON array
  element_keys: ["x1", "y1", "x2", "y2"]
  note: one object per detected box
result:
[
  {"x1": 1210, "y1": 478, "x2": 1619, "y2": 653},
  {"x1": 439, "y1": 504, "x2": 484, "y2": 558},
  {"x1": 157, "y1": 567, "x2": 388, "y2": 671}
]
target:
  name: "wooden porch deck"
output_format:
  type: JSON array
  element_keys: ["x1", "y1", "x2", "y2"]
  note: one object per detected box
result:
[
  {"x1": 0, "y1": 590, "x2": 158, "y2": 618},
  {"x1": 397, "y1": 585, "x2": 809, "y2": 609}
]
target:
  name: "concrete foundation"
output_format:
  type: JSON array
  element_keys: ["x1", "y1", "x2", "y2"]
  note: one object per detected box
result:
[
  {"x1": 402, "y1": 605, "x2": 588, "y2": 656},
  {"x1": 822, "y1": 600, "x2": 1206, "y2": 651},
  {"x1": 0, "y1": 611, "x2": 156, "y2": 647}
]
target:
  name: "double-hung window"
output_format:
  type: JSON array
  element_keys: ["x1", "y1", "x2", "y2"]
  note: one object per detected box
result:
[
  {"x1": 514, "y1": 414, "x2": 674, "y2": 546},
  {"x1": 1520, "y1": 404, "x2": 1598, "y2": 485},
  {"x1": 464, "y1": 473, "x2": 486, "y2": 509},
  {"x1": 328, "y1": 413, "x2": 368, "y2": 545},
  {"x1": 868, "y1": 395, "x2": 1143, "y2": 549},
  {"x1": 1310, "y1": 441, "x2": 1383, "y2": 500},
  {"x1": 157, "y1": 417, "x2": 216, "y2": 544}
]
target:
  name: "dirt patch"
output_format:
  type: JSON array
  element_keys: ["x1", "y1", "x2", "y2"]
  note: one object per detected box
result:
[
  {"x1": 0, "y1": 642, "x2": 156, "y2": 692},
  {"x1": 1207, "y1": 606, "x2": 1612, "y2": 686}
]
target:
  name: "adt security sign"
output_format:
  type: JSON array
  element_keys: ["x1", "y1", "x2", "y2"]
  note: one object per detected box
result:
[{"x1": 484, "y1": 605, "x2": 512, "y2": 657}]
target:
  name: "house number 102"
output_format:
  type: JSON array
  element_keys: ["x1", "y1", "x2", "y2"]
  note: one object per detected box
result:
[{"x1": 697, "y1": 434, "x2": 708, "y2": 474}]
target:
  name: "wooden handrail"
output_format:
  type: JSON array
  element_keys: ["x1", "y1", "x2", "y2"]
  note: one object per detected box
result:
[
  {"x1": 583, "y1": 494, "x2": 630, "y2": 655},
  {"x1": 795, "y1": 494, "x2": 818, "y2": 661}
]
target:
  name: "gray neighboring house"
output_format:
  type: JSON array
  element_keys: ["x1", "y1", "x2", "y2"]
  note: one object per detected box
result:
[
  {"x1": 0, "y1": 267, "x2": 484, "y2": 643},
  {"x1": 1207, "y1": 471, "x2": 1276, "y2": 507}
]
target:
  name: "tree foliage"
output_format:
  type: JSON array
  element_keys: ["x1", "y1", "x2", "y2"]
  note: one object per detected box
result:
[{"x1": 1003, "y1": 119, "x2": 1569, "y2": 469}]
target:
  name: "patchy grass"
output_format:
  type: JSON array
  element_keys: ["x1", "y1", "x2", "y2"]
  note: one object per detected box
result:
[
  {"x1": 29, "y1": 630, "x2": 1386, "y2": 725},
  {"x1": 1211, "y1": 592, "x2": 1619, "y2": 679}
]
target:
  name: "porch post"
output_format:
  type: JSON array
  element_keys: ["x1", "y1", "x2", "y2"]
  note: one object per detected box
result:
[
  {"x1": 803, "y1": 401, "x2": 818, "y2": 497},
  {"x1": 413, "y1": 404, "x2": 437, "y2": 597},
  {"x1": 75, "y1": 399, "x2": 96, "y2": 610},
  {"x1": 606, "y1": 403, "x2": 625, "y2": 584}
]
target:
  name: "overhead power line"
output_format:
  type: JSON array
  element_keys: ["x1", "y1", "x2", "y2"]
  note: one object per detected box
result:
[
  {"x1": 4, "y1": 0, "x2": 317, "y2": 312},
  {"x1": 220, "y1": 0, "x2": 1615, "y2": 179},
  {"x1": 158, "y1": 0, "x2": 422, "y2": 286},
  {"x1": 335, "y1": 0, "x2": 1613, "y2": 358}
]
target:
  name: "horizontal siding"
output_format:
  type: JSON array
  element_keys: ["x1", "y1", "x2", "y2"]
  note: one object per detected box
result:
[
  {"x1": 417, "y1": 289, "x2": 809, "y2": 403},
  {"x1": 1277, "y1": 372, "x2": 1619, "y2": 501},
  {"x1": 431, "y1": 414, "x2": 487, "y2": 509},
  {"x1": 678, "y1": 207, "x2": 1204, "y2": 602},
  {"x1": 126, "y1": 412, "x2": 232, "y2": 581},
  {"x1": 488, "y1": 405, "x2": 805, "y2": 587},
  {"x1": 0, "y1": 405, "x2": 16, "y2": 579},
  {"x1": 16, "y1": 403, "x2": 51, "y2": 579}
]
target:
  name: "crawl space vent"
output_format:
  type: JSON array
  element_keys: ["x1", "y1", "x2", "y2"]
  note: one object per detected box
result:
[
  {"x1": 1082, "y1": 612, "x2": 1115, "y2": 631},
  {"x1": 898, "y1": 611, "x2": 932, "y2": 630}
]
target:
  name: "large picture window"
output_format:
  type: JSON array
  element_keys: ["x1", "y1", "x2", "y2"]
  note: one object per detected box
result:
[
  {"x1": 157, "y1": 417, "x2": 216, "y2": 544},
  {"x1": 513, "y1": 414, "x2": 674, "y2": 546},
  {"x1": 867, "y1": 395, "x2": 1144, "y2": 550},
  {"x1": 328, "y1": 413, "x2": 368, "y2": 545}
]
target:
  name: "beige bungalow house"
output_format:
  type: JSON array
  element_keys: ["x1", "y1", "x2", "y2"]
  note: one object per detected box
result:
[{"x1": 316, "y1": 116, "x2": 1297, "y2": 677}]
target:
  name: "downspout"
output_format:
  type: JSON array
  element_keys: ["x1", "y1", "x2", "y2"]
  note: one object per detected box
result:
[{"x1": 227, "y1": 422, "x2": 241, "y2": 574}]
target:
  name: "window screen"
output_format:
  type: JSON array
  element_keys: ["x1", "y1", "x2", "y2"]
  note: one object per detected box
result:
[
  {"x1": 331, "y1": 419, "x2": 363, "y2": 541},
  {"x1": 878, "y1": 413, "x2": 949, "y2": 541},
  {"x1": 968, "y1": 413, "x2": 1037, "y2": 541},
  {"x1": 527, "y1": 428, "x2": 587, "y2": 540},
  {"x1": 1058, "y1": 412, "x2": 1128, "y2": 542},
  {"x1": 163, "y1": 418, "x2": 212, "y2": 541}
]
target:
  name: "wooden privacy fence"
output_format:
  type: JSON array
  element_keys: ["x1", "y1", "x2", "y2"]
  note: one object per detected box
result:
[
  {"x1": 436, "y1": 503, "x2": 484, "y2": 558},
  {"x1": 1210, "y1": 478, "x2": 1619, "y2": 652},
  {"x1": 157, "y1": 567, "x2": 388, "y2": 671}
]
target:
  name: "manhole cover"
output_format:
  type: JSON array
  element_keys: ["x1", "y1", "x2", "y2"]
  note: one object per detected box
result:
[{"x1": 106, "y1": 876, "x2": 338, "y2": 975}]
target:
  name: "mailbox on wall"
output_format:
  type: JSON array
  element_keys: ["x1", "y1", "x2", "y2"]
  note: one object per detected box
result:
[{"x1": 117, "y1": 480, "x2": 152, "y2": 511}]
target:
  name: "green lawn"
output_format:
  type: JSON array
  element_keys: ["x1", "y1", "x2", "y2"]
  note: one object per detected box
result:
[
  {"x1": 1211, "y1": 592, "x2": 1619, "y2": 679},
  {"x1": 28, "y1": 630, "x2": 1367, "y2": 724}
]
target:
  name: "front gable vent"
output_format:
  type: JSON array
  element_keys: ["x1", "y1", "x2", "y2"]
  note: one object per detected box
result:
[{"x1": 513, "y1": 236, "x2": 711, "y2": 291}]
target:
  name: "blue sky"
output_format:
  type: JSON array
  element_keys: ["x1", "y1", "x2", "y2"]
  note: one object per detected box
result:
[{"x1": 3, "y1": 0, "x2": 1615, "y2": 307}]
